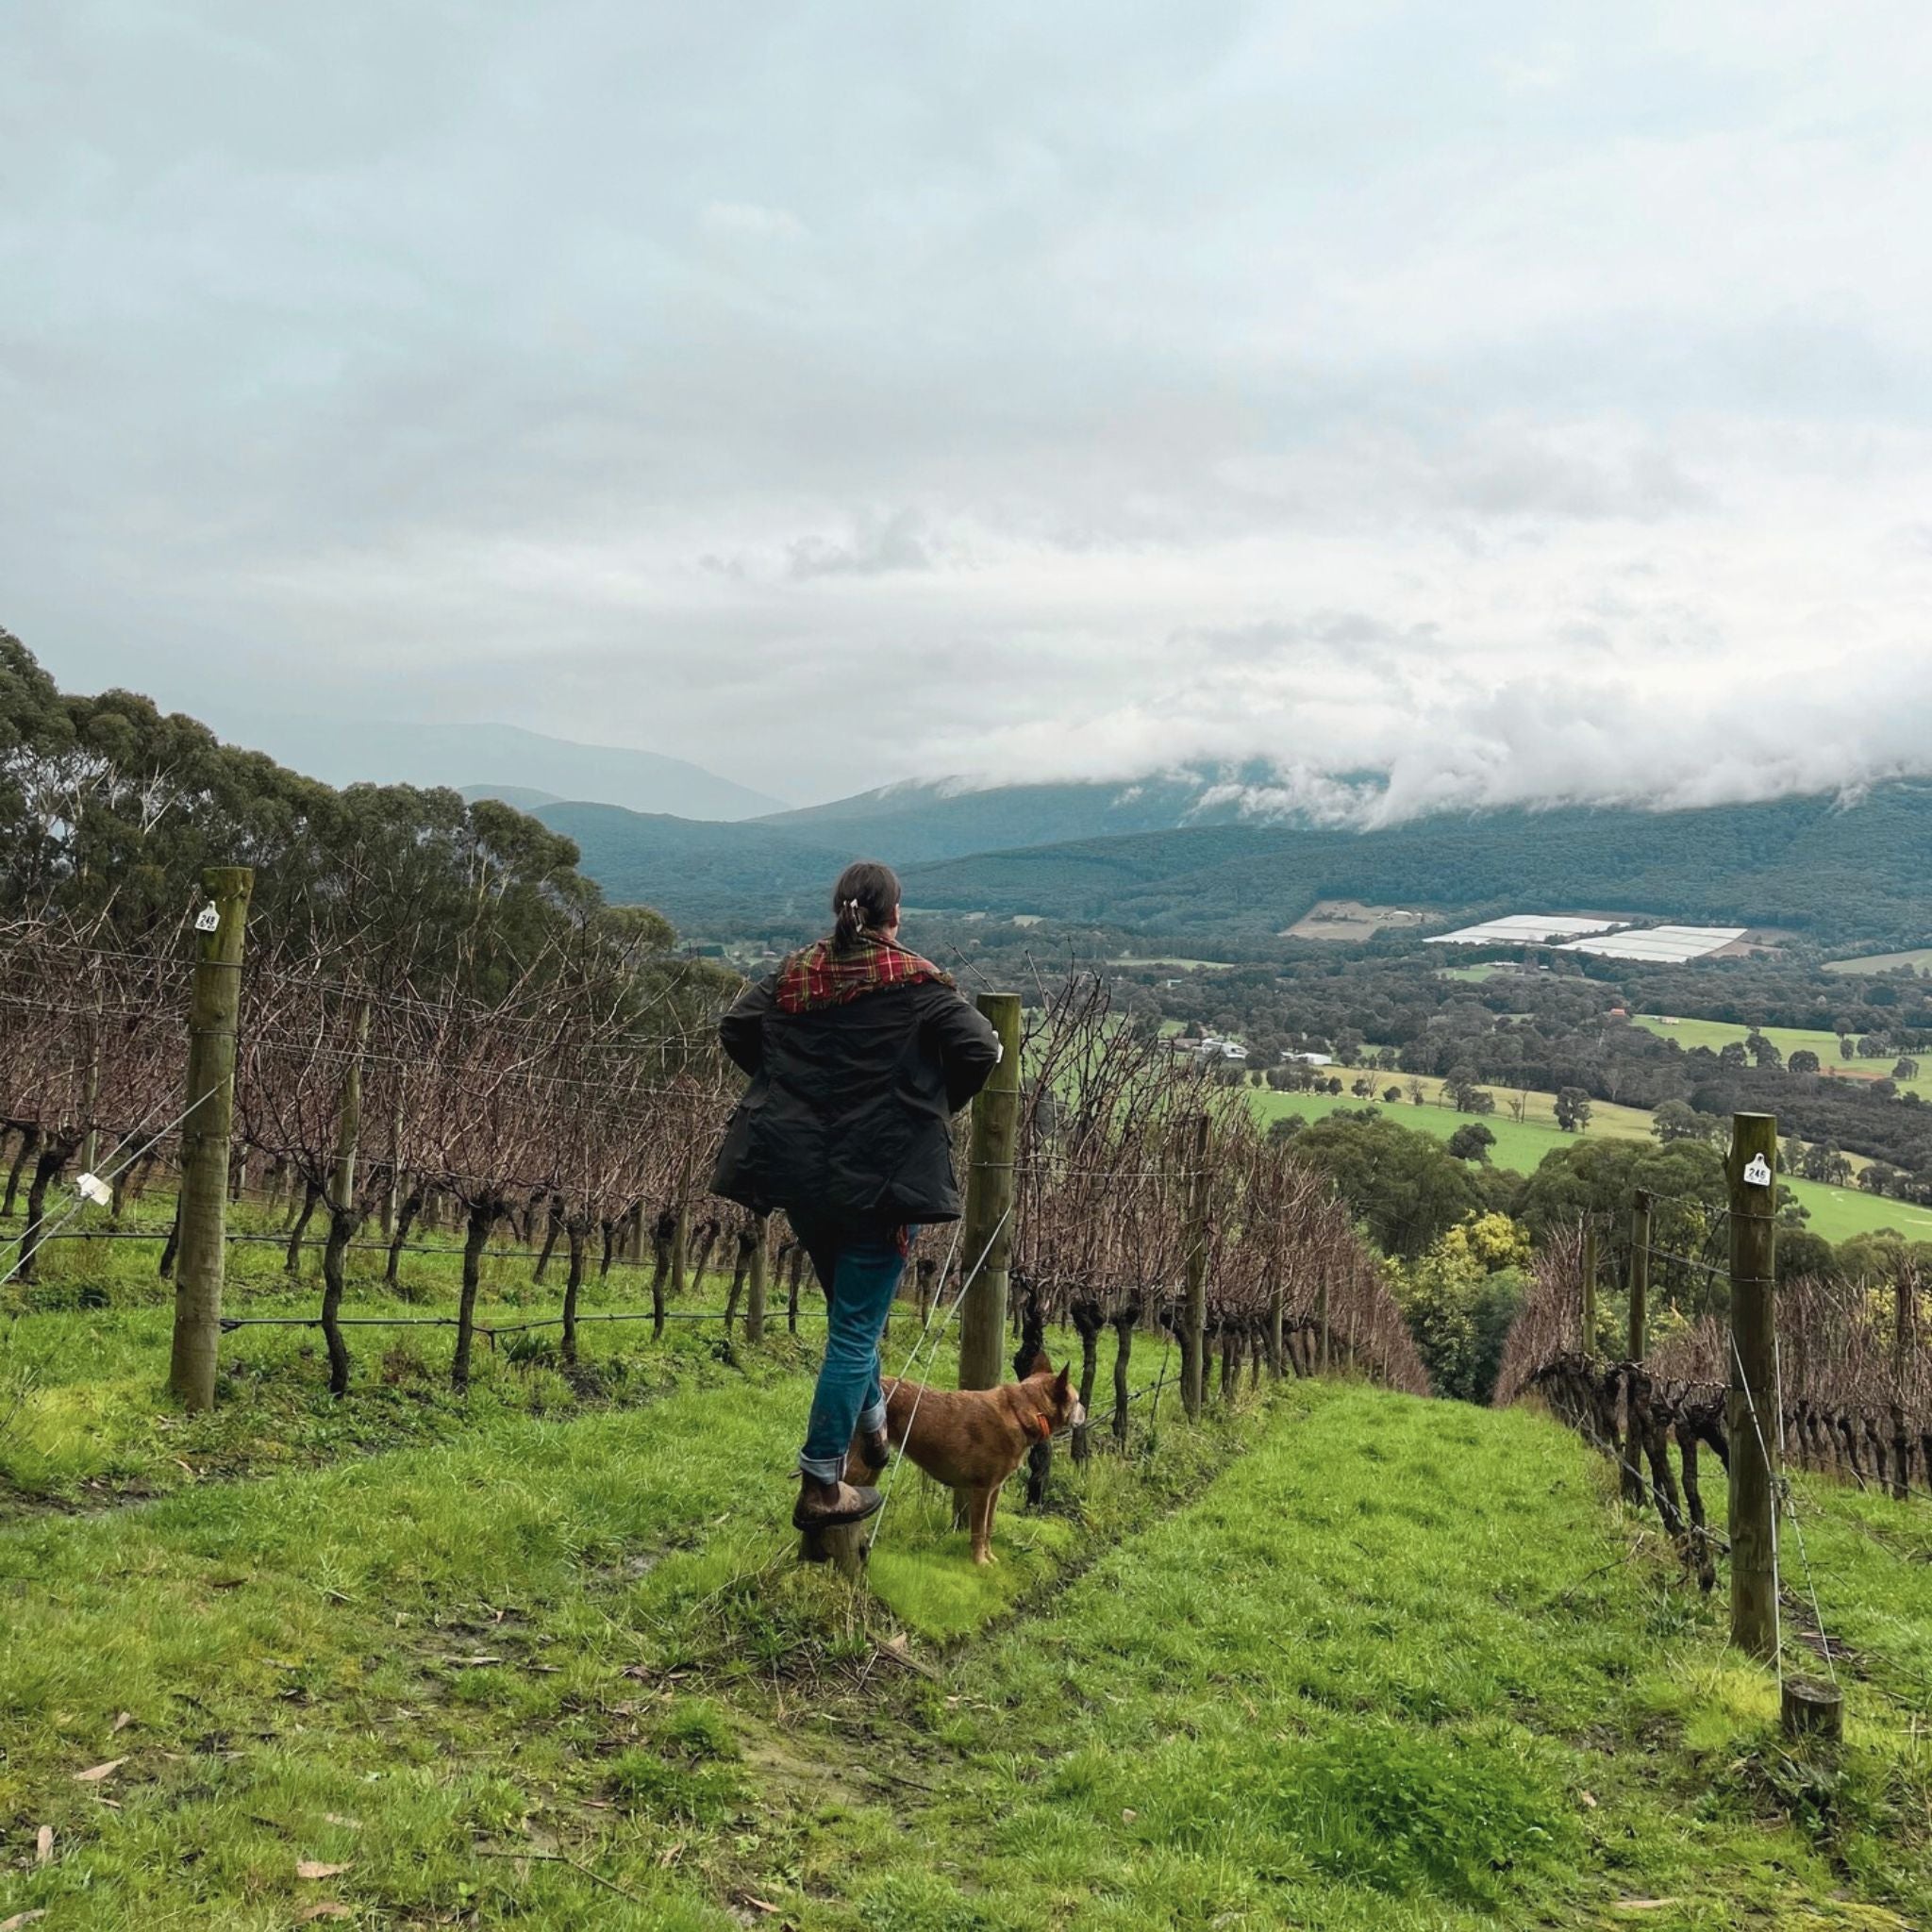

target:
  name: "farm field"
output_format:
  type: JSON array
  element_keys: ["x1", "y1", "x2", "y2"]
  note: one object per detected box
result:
[
  {"x1": 1117, "y1": 954, "x2": 1236, "y2": 971},
  {"x1": 1250, "y1": 1086, "x2": 1932, "y2": 1244},
  {"x1": 1825, "y1": 949, "x2": 1932, "y2": 976},
  {"x1": 3, "y1": 1357, "x2": 1927, "y2": 1928},
  {"x1": 1632, "y1": 1014, "x2": 1932, "y2": 1100},
  {"x1": 1355, "y1": 1068, "x2": 1662, "y2": 1141},
  {"x1": 1282, "y1": 898, "x2": 1428, "y2": 941}
]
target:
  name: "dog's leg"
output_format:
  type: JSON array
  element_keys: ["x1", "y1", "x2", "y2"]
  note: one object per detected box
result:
[
  {"x1": 966, "y1": 1483, "x2": 996, "y2": 1560},
  {"x1": 972, "y1": 1486, "x2": 999, "y2": 1565}
]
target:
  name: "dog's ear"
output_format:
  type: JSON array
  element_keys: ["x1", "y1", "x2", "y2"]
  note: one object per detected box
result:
[
  {"x1": 1054, "y1": 1363, "x2": 1071, "y2": 1396},
  {"x1": 1024, "y1": 1350, "x2": 1053, "y2": 1377}
]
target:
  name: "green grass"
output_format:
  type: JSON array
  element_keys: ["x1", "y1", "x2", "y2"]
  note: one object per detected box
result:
[
  {"x1": 0, "y1": 1200, "x2": 818, "y2": 1508},
  {"x1": 1249, "y1": 1087, "x2": 1932, "y2": 1243},
  {"x1": 1824, "y1": 949, "x2": 1932, "y2": 977},
  {"x1": 1632, "y1": 1014, "x2": 1930, "y2": 1099},
  {"x1": 0, "y1": 1299, "x2": 1224, "y2": 1930},
  {"x1": 3, "y1": 1370, "x2": 1926, "y2": 1928}
]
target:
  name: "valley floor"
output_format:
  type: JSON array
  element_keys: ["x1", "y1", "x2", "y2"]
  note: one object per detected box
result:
[
  {"x1": 2, "y1": 1333, "x2": 1928, "y2": 1929},
  {"x1": 1250, "y1": 1084, "x2": 1932, "y2": 1245}
]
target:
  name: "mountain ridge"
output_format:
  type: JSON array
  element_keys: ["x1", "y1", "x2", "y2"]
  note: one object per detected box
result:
[
  {"x1": 201, "y1": 712, "x2": 788, "y2": 821},
  {"x1": 534, "y1": 781, "x2": 1932, "y2": 947}
]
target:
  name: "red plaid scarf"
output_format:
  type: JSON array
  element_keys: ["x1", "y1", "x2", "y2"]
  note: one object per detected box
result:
[{"x1": 774, "y1": 933, "x2": 955, "y2": 1014}]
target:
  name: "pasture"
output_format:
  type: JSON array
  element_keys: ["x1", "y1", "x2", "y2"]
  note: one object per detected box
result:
[
  {"x1": 1824, "y1": 949, "x2": 1932, "y2": 977},
  {"x1": 1631, "y1": 1014, "x2": 1931, "y2": 1099},
  {"x1": 1249, "y1": 1085, "x2": 1932, "y2": 1244}
]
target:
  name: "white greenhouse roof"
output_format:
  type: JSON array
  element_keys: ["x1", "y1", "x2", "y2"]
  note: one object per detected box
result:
[
  {"x1": 1424, "y1": 914, "x2": 1624, "y2": 946},
  {"x1": 1558, "y1": 926, "x2": 1746, "y2": 963}
]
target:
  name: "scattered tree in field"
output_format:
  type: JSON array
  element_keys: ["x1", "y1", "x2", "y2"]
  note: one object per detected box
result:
[
  {"x1": 1797, "y1": 1140, "x2": 1854, "y2": 1186},
  {"x1": 1446, "y1": 1122, "x2": 1496, "y2": 1163},
  {"x1": 1554, "y1": 1087, "x2": 1592, "y2": 1132},
  {"x1": 1789, "y1": 1049, "x2": 1822, "y2": 1074},
  {"x1": 1651, "y1": 1099, "x2": 1712, "y2": 1144},
  {"x1": 1288, "y1": 1110, "x2": 1483, "y2": 1259}
]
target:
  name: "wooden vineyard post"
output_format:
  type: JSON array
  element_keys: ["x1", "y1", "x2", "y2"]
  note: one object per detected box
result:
[
  {"x1": 1624, "y1": 1191, "x2": 1652, "y2": 1507},
  {"x1": 168, "y1": 865, "x2": 253, "y2": 1411},
  {"x1": 1782, "y1": 1676, "x2": 1843, "y2": 1745},
  {"x1": 950, "y1": 991, "x2": 1022, "y2": 1539},
  {"x1": 1581, "y1": 1226, "x2": 1599, "y2": 1354},
  {"x1": 1181, "y1": 1112, "x2": 1211, "y2": 1420},
  {"x1": 957, "y1": 992, "x2": 1022, "y2": 1393},
  {"x1": 1268, "y1": 1264, "x2": 1285, "y2": 1379},
  {"x1": 746, "y1": 1213, "x2": 769, "y2": 1343},
  {"x1": 78, "y1": 965, "x2": 104, "y2": 1183},
  {"x1": 1891, "y1": 1272, "x2": 1912, "y2": 1503},
  {"x1": 1727, "y1": 1111, "x2": 1779, "y2": 1662}
]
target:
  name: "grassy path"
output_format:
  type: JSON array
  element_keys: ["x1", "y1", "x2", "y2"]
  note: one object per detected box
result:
[
  {"x1": 800, "y1": 1385, "x2": 1932, "y2": 1928},
  {"x1": 2, "y1": 1369, "x2": 1926, "y2": 1927},
  {"x1": 0, "y1": 1314, "x2": 1208, "y2": 1927}
]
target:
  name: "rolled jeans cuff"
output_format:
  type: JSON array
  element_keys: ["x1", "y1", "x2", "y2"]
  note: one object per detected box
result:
[{"x1": 797, "y1": 1399, "x2": 886, "y2": 1484}]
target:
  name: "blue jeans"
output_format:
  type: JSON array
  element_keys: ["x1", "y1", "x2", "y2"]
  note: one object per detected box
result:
[{"x1": 793, "y1": 1218, "x2": 911, "y2": 1482}]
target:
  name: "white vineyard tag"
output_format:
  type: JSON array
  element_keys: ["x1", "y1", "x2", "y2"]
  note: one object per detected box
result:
[
  {"x1": 194, "y1": 904, "x2": 221, "y2": 932},
  {"x1": 75, "y1": 1173, "x2": 113, "y2": 1206},
  {"x1": 1742, "y1": 1153, "x2": 1772, "y2": 1188}
]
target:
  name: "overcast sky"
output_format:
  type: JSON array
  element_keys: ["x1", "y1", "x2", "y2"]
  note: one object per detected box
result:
[{"x1": 6, "y1": 3, "x2": 1931, "y2": 814}]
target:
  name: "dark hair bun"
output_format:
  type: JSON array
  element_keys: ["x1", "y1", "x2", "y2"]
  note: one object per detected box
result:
[{"x1": 830, "y1": 860, "x2": 900, "y2": 952}]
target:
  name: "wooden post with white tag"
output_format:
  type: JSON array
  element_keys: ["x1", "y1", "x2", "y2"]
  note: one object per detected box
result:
[
  {"x1": 168, "y1": 867, "x2": 253, "y2": 1411},
  {"x1": 1726, "y1": 1111, "x2": 1779, "y2": 1662}
]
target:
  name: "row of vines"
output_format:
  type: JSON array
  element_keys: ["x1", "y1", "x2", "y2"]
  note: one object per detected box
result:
[
  {"x1": 1, "y1": 912, "x2": 1425, "y2": 1418},
  {"x1": 1495, "y1": 1216, "x2": 1930, "y2": 1590}
]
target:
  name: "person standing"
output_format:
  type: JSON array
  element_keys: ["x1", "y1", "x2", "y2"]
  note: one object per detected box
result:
[{"x1": 711, "y1": 861, "x2": 1001, "y2": 1530}]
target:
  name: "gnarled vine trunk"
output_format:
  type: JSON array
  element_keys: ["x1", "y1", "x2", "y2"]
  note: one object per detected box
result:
[
  {"x1": 285, "y1": 1177, "x2": 322, "y2": 1274},
  {"x1": 386, "y1": 1187, "x2": 422, "y2": 1288},
  {"x1": 452, "y1": 1196, "x2": 497, "y2": 1392},
  {"x1": 561, "y1": 1214, "x2": 591, "y2": 1367}
]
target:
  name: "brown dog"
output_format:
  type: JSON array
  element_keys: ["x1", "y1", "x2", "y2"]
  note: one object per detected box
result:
[{"x1": 851, "y1": 1358, "x2": 1085, "y2": 1564}]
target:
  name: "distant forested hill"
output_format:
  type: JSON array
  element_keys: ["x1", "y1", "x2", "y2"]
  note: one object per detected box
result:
[
  {"x1": 898, "y1": 785, "x2": 1932, "y2": 941},
  {"x1": 532, "y1": 802, "x2": 843, "y2": 926},
  {"x1": 543, "y1": 781, "x2": 1932, "y2": 946},
  {"x1": 756, "y1": 771, "x2": 1292, "y2": 861}
]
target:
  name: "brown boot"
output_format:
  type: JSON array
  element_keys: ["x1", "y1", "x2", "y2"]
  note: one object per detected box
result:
[{"x1": 793, "y1": 1477, "x2": 883, "y2": 1531}]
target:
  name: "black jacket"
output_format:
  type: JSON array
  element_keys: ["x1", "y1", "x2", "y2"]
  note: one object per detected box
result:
[{"x1": 710, "y1": 974, "x2": 1001, "y2": 1225}]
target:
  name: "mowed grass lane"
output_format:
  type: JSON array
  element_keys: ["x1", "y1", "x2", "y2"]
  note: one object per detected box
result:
[
  {"x1": 3, "y1": 1363, "x2": 1926, "y2": 1928},
  {"x1": 0, "y1": 1305, "x2": 1201, "y2": 1929},
  {"x1": 819, "y1": 1383, "x2": 1931, "y2": 1929}
]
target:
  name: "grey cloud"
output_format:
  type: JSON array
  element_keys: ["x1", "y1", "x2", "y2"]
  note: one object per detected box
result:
[
  {"x1": 786, "y1": 511, "x2": 938, "y2": 580},
  {"x1": 3, "y1": 4, "x2": 1931, "y2": 808}
]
